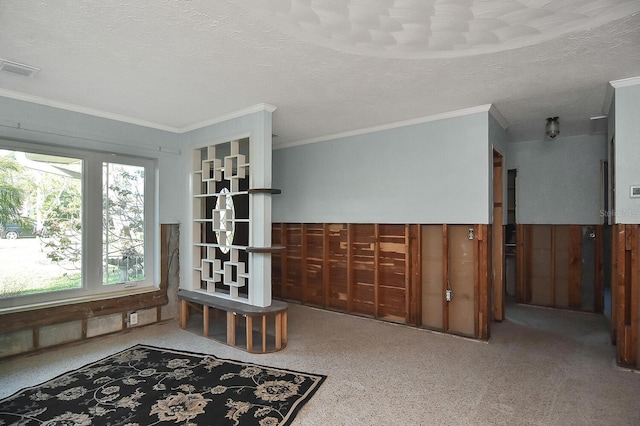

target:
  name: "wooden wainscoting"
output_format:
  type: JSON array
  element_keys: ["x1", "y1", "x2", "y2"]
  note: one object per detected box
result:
[
  {"x1": 272, "y1": 223, "x2": 490, "y2": 339},
  {"x1": 612, "y1": 224, "x2": 639, "y2": 368},
  {"x1": 516, "y1": 224, "x2": 603, "y2": 312},
  {"x1": 272, "y1": 223, "x2": 420, "y2": 325}
]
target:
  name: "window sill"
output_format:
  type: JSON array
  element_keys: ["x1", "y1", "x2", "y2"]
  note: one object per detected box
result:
[
  {"x1": 0, "y1": 286, "x2": 168, "y2": 334},
  {"x1": 0, "y1": 287, "x2": 157, "y2": 315}
]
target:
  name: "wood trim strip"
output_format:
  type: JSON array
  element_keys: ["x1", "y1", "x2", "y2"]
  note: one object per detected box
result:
[
  {"x1": 516, "y1": 224, "x2": 525, "y2": 303},
  {"x1": 568, "y1": 225, "x2": 582, "y2": 309},
  {"x1": 474, "y1": 225, "x2": 480, "y2": 338},
  {"x1": 616, "y1": 225, "x2": 627, "y2": 363},
  {"x1": 374, "y1": 224, "x2": 380, "y2": 318},
  {"x1": 594, "y1": 225, "x2": 604, "y2": 313},
  {"x1": 405, "y1": 224, "x2": 411, "y2": 322},
  {"x1": 611, "y1": 224, "x2": 618, "y2": 345},
  {"x1": 551, "y1": 225, "x2": 557, "y2": 307},
  {"x1": 480, "y1": 224, "x2": 490, "y2": 339},
  {"x1": 280, "y1": 224, "x2": 288, "y2": 300},
  {"x1": 301, "y1": 223, "x2": 308, "y2": 305},
  {"x1": 629, "y1": 225, "x2": 639, "y2": 366},
  {"x1": 347, "y1": 223, "x2": 354, "y2": 313},
  {"x1": 442, "y1": 224, "x2": 449, "y2": 332},
  {"x1": 323, "y1": 224, "x2": 330, "y2": 308},
  {"x1": 526, "y1": 225, "x2": 533, "y2": 303},
  {"x1": 410, "y1": 224, "x2": 422, "y2": 326}
]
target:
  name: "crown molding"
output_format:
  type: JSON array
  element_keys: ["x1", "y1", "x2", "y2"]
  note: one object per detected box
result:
[
  {"x1": 488, "y1": 104, "x2": 509, "y2": 130},
  {"x1": 178, "y1": 103, "x2": 277, "y2": 133},
  {"x1": 0, "y1": 88, "x2": 180, "y2": 132},
  {"x1": 0, "y1": 89, "x2": 277, "y2": 135},
  {"x1": 275, "y1": 104, "x2": 497, "y2": 150},
  {"x1": 609, "y1": 76, "x2": 640, "y2": 88},
  {"x1": 603, "y1": 76, "x2": 640, "y2": 115}
]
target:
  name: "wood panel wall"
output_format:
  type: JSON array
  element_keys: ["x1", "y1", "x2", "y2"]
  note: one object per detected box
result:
[
  {"x1": 612, "y1": 224, "x2": 639, "y2": 368},
  {"x1": 516, "y1": 224, "x2": 603, "y2": 312},
  {"x1": 273, "y1": 223, "x2": 490, "y2": 339},
  {"x1": 272, "y1": 223, "x2": 420, "y2": 325}
]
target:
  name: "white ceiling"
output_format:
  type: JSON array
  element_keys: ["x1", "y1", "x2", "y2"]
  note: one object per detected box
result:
[{"x1": 0, "y1": 1, "x2": 639, "y2": 148}]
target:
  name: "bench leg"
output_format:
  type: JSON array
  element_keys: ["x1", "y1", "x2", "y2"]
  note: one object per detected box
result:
[
  {"x1": 180, "y1": 300, "x2": 189, "y2": 329},
  {"x1": 275, "y1": 313, "x2": 283, "y2": 350},
  {"x1": 227, "y1": 312, "x2": 236, "y2": 346},
  {"x1": 203, "y1": 305, "x2": 209, "y2": 337},
  {"x1": 262, "y1": 315, "x2": 267, "y2": 353},
  {"x1": 282, "y1": 310, "x2": 288, "y2": 346},
  {"x1": 246, "y1": 315, "x2": 253, "y2": 352}
]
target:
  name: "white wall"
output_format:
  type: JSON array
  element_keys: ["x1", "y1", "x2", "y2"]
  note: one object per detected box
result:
[
  {"x1": 506, "y1": 134, "x2": 607, "y2": 225},
  {"x1": 272, "y1": 112, "x2": 492, "y2": 224},
  {"x1": 613, "y1": 83, "x2": 640, "y2": 224}
]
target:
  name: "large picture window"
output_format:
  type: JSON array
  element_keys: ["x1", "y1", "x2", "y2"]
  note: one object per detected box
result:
[{"x1": 0, "y1": 140, "x2": 157, "y2": 309}]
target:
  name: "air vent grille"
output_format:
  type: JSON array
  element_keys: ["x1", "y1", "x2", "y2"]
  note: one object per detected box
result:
[{"x1": 0, "y1": 59, "x2": 40, "y2": 77}]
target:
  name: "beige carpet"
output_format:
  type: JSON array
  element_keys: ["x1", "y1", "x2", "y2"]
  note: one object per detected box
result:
[{"x1": 1, "y1": 301, "x2": 639, "y2": 425}]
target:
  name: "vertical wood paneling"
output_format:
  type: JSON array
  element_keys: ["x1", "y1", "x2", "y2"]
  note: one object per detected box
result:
[
  {"x1": 305, "y1": 224, "x2": 325, "y2": 307},
  {"x1": 374, "y1": 224, "x2": 380, "y2": 318},
  {"x1": 421, "y1": 225, "x2": 444, "y2": 330},
  {"x1": 284, "y1": 224, "x2": 302, "y2": 301},
  {"x1": 408, "y1": 224, "x2": 421, "y2": 326},
  {"x1": 478, "y1": 224, "x2": 490, "y2": 340},
  {"x1": 530, "y1": 225, "x2": 553, "y2": 306},
  {"x1": 301, "y1": 223, "x2": 308, "y2": 304},
  {"x1": 327, "y1": 224, "x2": 348, "y2": 311},
  {"x1": 443, "y1": 225, "x2": 450, "y2": 332},
  {"x1": 554, "y1": 226, "x2": 570, "y2": 308},
  {"x1": 448, "y1": 225, "x2": 475, "y2": 337},
  {"x1": 516, "y1": 224, "x2": 526, "y2": 303},
  {"x1": 519, "y1": 224, "x2": 602, "y2": 313},
  {"x1": 378, "y1": 224, "x2": 408, "y2": 323},
  {"x1": 568, "y1": 225, "x2": 582, "y2": 309},
  {"x1": 615, "y1": 224, "x2": 639, "y2": 368},
  {"x1": 352, "y1": 224, "x2": 376, "y2": 316},
  {"x1": 594, "y1": 225, "x2": 604, "y2": 313},
  {"x1": 272, "y1": 222, "x2": 492, "y2": 339}
]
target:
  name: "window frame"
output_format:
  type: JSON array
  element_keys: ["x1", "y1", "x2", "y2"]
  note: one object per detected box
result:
[{"x1": 0, "y1": 139, "x2": 158, "y2": 310}]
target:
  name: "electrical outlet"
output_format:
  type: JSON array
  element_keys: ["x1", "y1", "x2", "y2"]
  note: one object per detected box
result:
[
  {"x1": 129, "y1": 312, "x2": 138, "y2": 326},
  {"x1": 445, "y1": 289, "x2": 453, "y2": 302}
]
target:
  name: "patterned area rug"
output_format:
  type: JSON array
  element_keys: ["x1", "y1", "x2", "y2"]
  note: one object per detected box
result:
[{"x1": 0, "y1": 344, "x2": 326, "y2": 425}]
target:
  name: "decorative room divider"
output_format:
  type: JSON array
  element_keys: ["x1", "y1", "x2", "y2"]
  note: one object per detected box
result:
[{"x1": 180, "y1": 138, "x2": 287, "y2": 354}]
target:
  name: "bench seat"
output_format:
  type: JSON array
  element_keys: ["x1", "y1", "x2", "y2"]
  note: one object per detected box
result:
[{"x1": 178, "y1": 290, "x2": 288, "y2": 353}]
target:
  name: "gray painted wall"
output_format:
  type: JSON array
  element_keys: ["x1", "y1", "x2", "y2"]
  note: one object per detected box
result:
[
  {"x1": 613, "y1": 83, "x2": 640, "y2": 224},
  {"x1": 0, "y1": 96, "x2": 183, "y2": 224},
  {"x1": 272, "y1": 112, "x2": 492, "y2": 224},
  {"x1": 506, "y1": 134, "x2": 607, "y2": 224}
]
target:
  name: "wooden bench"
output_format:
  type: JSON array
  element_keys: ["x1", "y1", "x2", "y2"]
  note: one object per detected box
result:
[{"x1": 178, "y1": 290, "x2": 288, "y2": 353}]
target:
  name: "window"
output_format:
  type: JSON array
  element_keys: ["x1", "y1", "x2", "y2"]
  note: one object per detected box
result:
[{"x1": 0, "y1": 140, "x2": 157, "y2": 309}]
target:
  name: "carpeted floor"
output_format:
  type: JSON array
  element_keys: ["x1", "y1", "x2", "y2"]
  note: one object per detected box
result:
[{"x1": 1, "y1": 301, "x2": 639, "y2": 425}]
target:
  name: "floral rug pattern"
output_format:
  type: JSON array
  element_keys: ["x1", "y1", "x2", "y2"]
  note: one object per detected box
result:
[{"x1": 0, "y1": 344, "x2": 325, "y2": 425}]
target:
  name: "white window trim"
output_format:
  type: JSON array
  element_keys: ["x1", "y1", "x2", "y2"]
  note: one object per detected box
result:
[{"x1": 0, "y1": 139, "x2": 159, "y2": 310}]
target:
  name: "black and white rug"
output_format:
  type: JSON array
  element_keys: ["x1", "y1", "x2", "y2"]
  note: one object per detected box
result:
[{"x1": 0, "y1": 344, "x2": 326, "y2": 425}]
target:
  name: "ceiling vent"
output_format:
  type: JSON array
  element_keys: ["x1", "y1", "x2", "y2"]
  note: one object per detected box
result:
[{"x1": 0, "y1": 59, "x2": 40, "y2": 78}]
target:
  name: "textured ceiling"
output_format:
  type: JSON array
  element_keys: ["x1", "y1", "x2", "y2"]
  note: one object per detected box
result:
[
  {"x1": 249, "y1": 0, "x2": 640, "y2": 58},
  {"x1": 0, "y1": 0, "x2": 639, "y2": 147}
]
